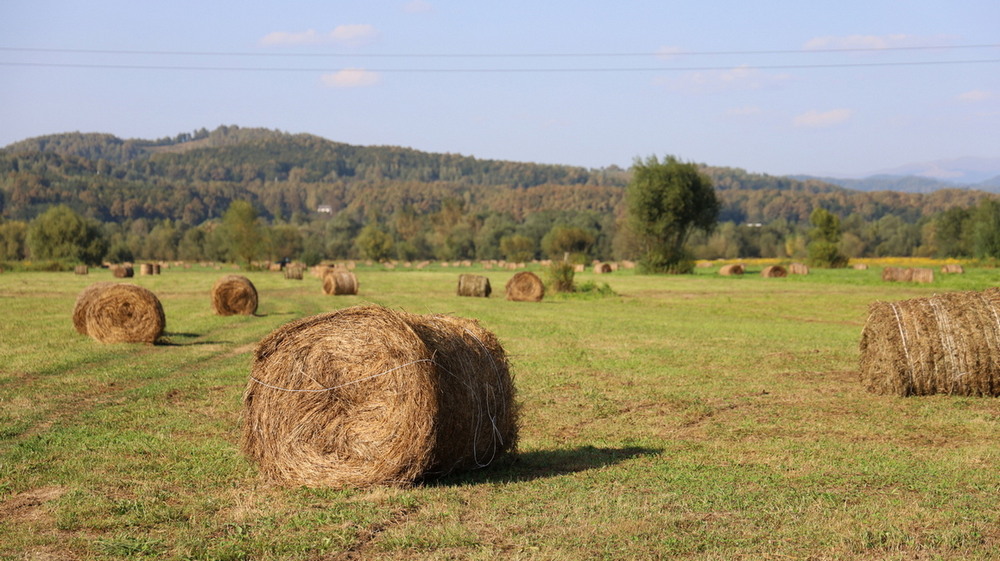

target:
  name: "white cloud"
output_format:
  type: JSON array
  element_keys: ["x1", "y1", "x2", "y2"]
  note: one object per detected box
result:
[
  {"x1": 793, "y1": 108, "x2": 853, "y2": 128},
  {"x1": 803, "y1": 34, "x2": 951, "y2": 51},
  {"x1": 957, "y1": 89, "x2": 993, "y2": 102},
  {"x1": 260, "y1": 25, "x2": 377, "y2": 47},
  {"x1": 403, "y1": 0, "x2": 433, "y2": 13},
  {"x1": 321, "y1": 68, "x2": 380, "y2": 88}
]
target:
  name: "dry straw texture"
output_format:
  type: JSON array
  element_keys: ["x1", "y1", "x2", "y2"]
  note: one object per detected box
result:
[
  {"x1": 505, "y1": 271, "x2": 545, "y2": 302},
  {"x1": 322, "y1": 270, "x2": 359, "y2": 295},
  {"x1": 761, "y1": 265, "x2": 787, "y2": 278},
  {"x1": 211, "y1": 275, "x2": 259, "y2": 316},
  {"x1": 719, "y1": 264, "x2": 744, "y2": 276},
  {"x1": 72, "y1": 281, "x2": 115, "y2": 335},
  {"x1": 457, "y1": 274, "x2": 491, "y2": 297},
  {"x1": 859, "y1": 288, "x2": 1000, "y2": 396},
  {"x1": 241, "y1": 305, "x2": 518, "y2": 487},
  {"x1": 84, "y1": 283, "x2": 165, "y2": 344}
]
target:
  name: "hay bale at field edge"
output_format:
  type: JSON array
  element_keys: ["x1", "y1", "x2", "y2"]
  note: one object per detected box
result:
[
  {"x1": 240, "y1": 304, "x2": 518, "y2": 487},
  {"x1": 112, "y1": 265, "x2": 134, "y2": 278},
  {"x1": 84, "y1": 283, "x2": 165, "y2": 344},
  {"x1": 761, "y1": 265, "x2": 787, "y2": 278},
  {"x1": 505, "y1": 271, "x2": 544, "y2": 302},
  {"x1": 789, "y1": 263, "x2": 809, "y2": 275},
  {"x1": 859, "y1": 288, "x2": 1000, "y2": 396},
  {"x1": 211, "y1": 275, "x2": 259, "y2": 316},
  {"x1": 941, "y1": 264, "x2": 965, "y2": 274},
  {"x1": 719, "y1": 264, "x2": 744, "y2": 276},
  {"x1": 457, "y1": 274, "x2": 491, "y2": 297}
]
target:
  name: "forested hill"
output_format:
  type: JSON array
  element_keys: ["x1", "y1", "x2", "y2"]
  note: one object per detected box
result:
[{"x1": 0, "y1": 125, "x2": 994, "y2": 227}]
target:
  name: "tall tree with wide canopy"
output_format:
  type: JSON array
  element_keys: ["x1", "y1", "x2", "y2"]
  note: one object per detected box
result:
[
  {"x1": 626, "y1": 155, "x2": 719, "y2": 273},
  {"x1": 222, "y1": 200, "x2": 265, "y2": 268}
]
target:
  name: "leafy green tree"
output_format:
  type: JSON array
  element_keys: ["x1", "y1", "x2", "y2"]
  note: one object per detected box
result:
[
  {"x1": 972, "y1": 199, "x2": 1000, "y2": 260},
  {"x1": 541, "y1": 225, "x2": 595, "y2": 263},
  {"x1": 626, "y1": 155, "x2": 719, "y2": 273},
  {"x1": 932, "y1": 206, "x2": 972, "y2": 257},
  {"x1": 499, "y1": 234, "x2": 535, "y2": 262},
  {"x1": 267, "y1": 224, "x2": 303, "y2": 262},
  {"x1": 26, "y1": 205, "x2": 108, "y2": 265},
  {"x1": 222, "y1": 200, "x2": 265, "y2": 267},
  {"x1": 806, "y1": 208, "x2": 849, "y2": 267},
  {"x1": 355, "y1": 223, "x2": 393, "y2": 262},
  {"x1": 0, "y1": 220, "x2": 29, "y2": 260}
]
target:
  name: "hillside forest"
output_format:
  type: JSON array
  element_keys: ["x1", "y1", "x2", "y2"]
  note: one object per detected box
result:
[{"x1": 2, "y1": 125, "x2": 999, "y2": 268}]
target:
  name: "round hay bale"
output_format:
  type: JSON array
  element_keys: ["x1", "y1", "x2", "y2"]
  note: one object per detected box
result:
[
  {"x1": 859, "y1": 289, "x2": 1000, "y2": 396},
  {"x1": 322, "y1": 270, "x2": 359, "y2": 295},
  {"x1": 911, "y1": 268, "x2": 935, "y2": 284},
  {"x1": 719, "y1": 264, "x2": 744, "y2": 276},
  {"x1": 241, "y1": 305, "x2": 518, "y2": 487},
  {"x1": 761, "y1": 265, "x2": 787, "y2": 278},
  {"x1": 152, "y1": 263, "x2": 161, "y2": 275},
  {"x1": 72, "y1": 281, "x2": 115, "y2": 335},
  {"x1": 74, "y1": 265, "x2": 89, "y2": 275},
  {"x1": 84, "y1": 283, "x2": 165, "y2": 344},
  {"x1": 941, "y1": 264, "x2": 965, "y2": 274},
  {"x1": 593, "y1": 263, "x2": 612, "y2": 274},
  {"x1": 139, "y1": 263, "x2": 154, "y2": 276},
  {"x1": 284, "y1": 265, "x2": 304, "y2": 280},
  {"x1": 457, "y1": 274, "x2": 491, "y2": 297},
  {"x1": 789, "y1": 263, "x2": 809, "y2": 275},
  {"x1": 112, "y1": 265, "x2": 134, "y2": 278},
  {"x1": 505, "y1": 271, "x2": 544, "y2": 302},
  {"x1": 211, "y1": 275, "x2": 259, "y2": 316},
  {"x1": 881, "y1": 267, "x2": 912, "y2": 282},
  {"x1": 853, "y1": 263, "x2": 869, "y2": 270}
]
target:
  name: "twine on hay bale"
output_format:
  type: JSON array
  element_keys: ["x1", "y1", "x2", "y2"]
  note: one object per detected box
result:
[
  {"x1": 505, "y1": 271, "x2": 544, "y2": 302},
  {"x1": 322, "y1": 270, "x2": 359, "y2": 295},
  {"x1": 457, "y1": 274, "x2": 491, "y2": 297},
  {"x1": 84, "y1": 283, "x2": 165, "y2": 344},
  {"x1": 859, "y1": 288, "x2": 1000, "y2": 396},
  {"x1": 761, "y1": 265, "x2": 787, "y2": 278},
  {"x1": 719, "y1": 264, "x2": 744, "y2": 276},
  {"x1": 240, "y1": 305, "x2": 519, "y2": 487},
  {"x1": 211, "y1": 275, "x2": 258, "y2": 316},
  {"x1": 72, "y1": 281, "x2": 115, "y2": 335}
]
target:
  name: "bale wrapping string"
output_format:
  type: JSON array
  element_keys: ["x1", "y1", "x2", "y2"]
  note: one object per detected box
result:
[{"x1": 859, "y1": 289, "x2": 1000, "y2": 396}]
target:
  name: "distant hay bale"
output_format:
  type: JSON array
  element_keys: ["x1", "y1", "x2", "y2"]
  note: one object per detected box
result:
[
  {"x1": 505, "y1": 271, "x2": 544, "y2": 302},
  {"x1": 112, "y1": 265, "x2": 134, "y2": 278},
  {"x1": 941, "y1": 264, "x2": 965, "y2": 274},
  {"x1": 882, "y1": 267, "x2": 912, "y2": 282},
  {"x1": 152, "y1": 263, "x2": 161, "y2": 275},
  {"x1": 139, "y1": 263, "x2": 154, "y2": 276},
  {"x1": 789, "y1": 263, "x2": 809, "y2": 275},
  {"x1": 573, "y1": 264, "x2": 585, "y2": 273},
  {"x1": 74, "y1": 265, "x2": 88, "y2": 275},
  {"x1": 84, "y1": 283, "x2": 165, "y2": 344},
  {"x1": 72, "y1": 281, "x2": 115, "y2": 335},
  {"x1": 853, "y1": 263, "x2": 869, "y2": 270},
  {"x1": 457, "y1": 274, "x2": 491, "y2": 297},
  {"x1": 761, "y1": 265, "x2": 787, "y2": 278},
  {"x1": 284, "y1": 265, "x2": 304, "y2": 280},
  {"x1": 911, "y1": 268, "x2": 934, "y2": 283},
  {"x1": 719, "y1": 264, "x2": 744, "y2": 276},
  {"x1": 240, "y1": 305, "x2": 518, "y2": 487},
  {"x1": 859, "y1": 288, "x2": 1000, "y2": 396},
  {"x1": 212, "y1": 275, "x2": 258, "y2": 316},
  {"x1": 593, "y1": 263, "x2": 612, "y2": 274},
  {"x1": 323, "y1": 270, "x2": 359, "y2": 295}
]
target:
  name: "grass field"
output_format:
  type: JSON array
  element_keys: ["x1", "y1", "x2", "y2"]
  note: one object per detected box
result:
[{"x1": 2, "y1": 261, "x2": 999, "y2": 560}]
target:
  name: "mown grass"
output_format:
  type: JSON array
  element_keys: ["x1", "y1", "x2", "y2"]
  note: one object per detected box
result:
[{"x1": 1, "y1": 261, "x2": 999, "y2": 560}]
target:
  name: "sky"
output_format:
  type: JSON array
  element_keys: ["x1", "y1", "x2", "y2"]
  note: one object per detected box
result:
[{"x1": 1, "y1": 1, "x2": 998, "y2": 178}]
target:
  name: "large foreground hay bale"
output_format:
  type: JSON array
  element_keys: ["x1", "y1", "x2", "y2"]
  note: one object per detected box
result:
[
  {"x1": 761, "y1": 265, "x2": 787, "y2": 278},
  {"x1": 322, "y1": 270, "x2": 359, "y2": 295},
  {"x1": 241, "y1": 305, "x2": 518, "y2": 487},
  {"x1": 859, "y1": 288, "x2": 1000, "y2": 396},
  {"x1": 72, "y1": 281, "x2": 115, "y2": 335},
  {"x1": 212, "y1": 275, "x2": 258, "y2": 316},
  {"x1": 84, "y1": 283, "x2": 165, "y2": 344},
  {"x1": 505, "y1": 271, "x2": 544, "y2": 302},
  {"x1": 457, "y1": 274, "x2": 491, "y2": 297},
  {"x1": 719, "y1": 264, "x2": 744, "y2": 276}
]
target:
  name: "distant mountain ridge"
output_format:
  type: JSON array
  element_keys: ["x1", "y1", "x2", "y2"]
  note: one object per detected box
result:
[{"x1": 795, "y1": 157, "x2": 1000, "y2": 194}]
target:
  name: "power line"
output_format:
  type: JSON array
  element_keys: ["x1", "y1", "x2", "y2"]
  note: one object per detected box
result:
[
  {"x1": 1, "y1": 59, "x2": 998, "y2": 73},
  {"x1": 1, "y1": 43, "x2": 999, "y2": 59}
]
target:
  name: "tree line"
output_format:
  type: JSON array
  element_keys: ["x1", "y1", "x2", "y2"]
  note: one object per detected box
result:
[{"x1": 1, "y1": 126, "x2": 998, "y2": 268}]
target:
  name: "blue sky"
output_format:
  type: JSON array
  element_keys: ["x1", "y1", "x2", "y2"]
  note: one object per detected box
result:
[{"x1": 1, "y1": 1, "x2": 998, "y2": 177}]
